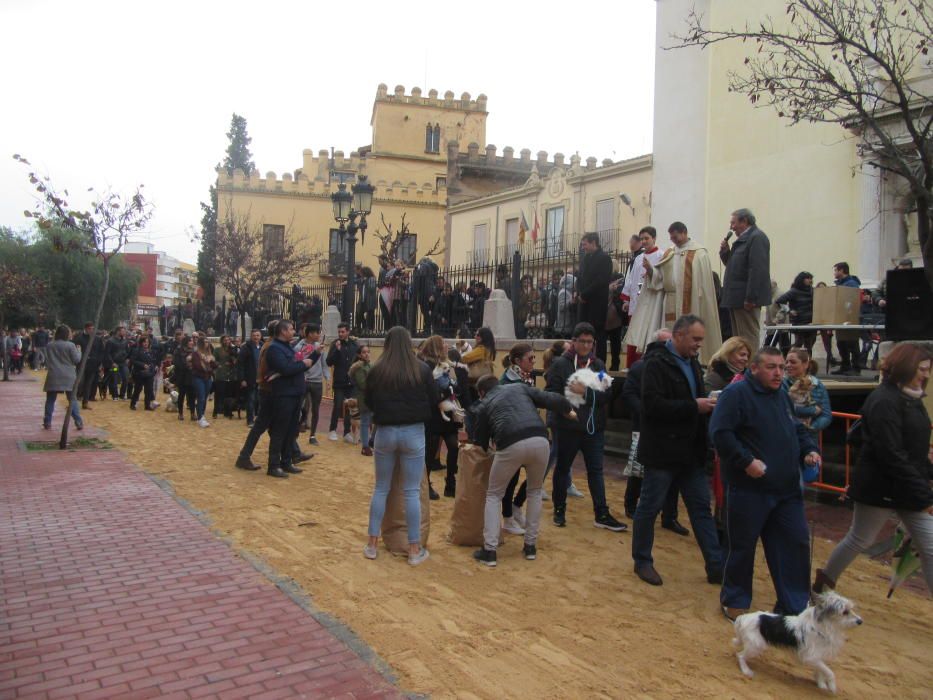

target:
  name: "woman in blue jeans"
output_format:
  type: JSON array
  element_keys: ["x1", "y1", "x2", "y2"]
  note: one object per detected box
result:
[
  {"x1": 42, "y1": 325, "x2": 83, "y2": 430},
  {"x1": 363, "y1": 326, "x2": 442, "y2": 566},
  {"x1": 188, "y1": 337, "x2": 216, "y2": 428}
]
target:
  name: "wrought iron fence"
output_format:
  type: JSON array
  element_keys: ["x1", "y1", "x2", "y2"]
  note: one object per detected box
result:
[{"x1": 151, "y1": 233, "x2": 634, "y2": 339}]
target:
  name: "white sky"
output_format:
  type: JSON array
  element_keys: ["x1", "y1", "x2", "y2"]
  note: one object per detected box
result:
[{"x1": 0, "y1": 0, "x2": 656, "y2": 263}]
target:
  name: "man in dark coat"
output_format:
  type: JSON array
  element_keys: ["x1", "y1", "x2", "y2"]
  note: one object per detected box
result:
[
  {"x1": 326, "y1": 322, "x2": 358, "y2": 441},
  {"x1": 238, "y1": 328, "x2": 263, "y2": 426},
  {"x1": 710, "y1": 346, "x2": 821, "y2": 620},
  {"x1": 264, "y1": 320, "x2": 315, "y2": 479},
  {"x1": 719, "y1": 208, "x2": 771, "y2": 353},
  {"x1": 75, "y1": 322, "x2": 106, "y2": 409},
  {"x1": 631, "y1": 315, "x2": 723, "y2": 587},
  {"x1": 576, "y1": 232, "x2": 613, "y2": 362}
]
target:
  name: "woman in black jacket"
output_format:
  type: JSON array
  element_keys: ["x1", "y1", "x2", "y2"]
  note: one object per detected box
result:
[
  {"x1": 776, "y1": 271, "x2": 815, "y2": 353},
  {"x1": 418, "y1": 335, "x2": 460, "y2": 500},
  {"x1": 173, "y1": 336, "x2": 196, "y2": 421},
  {"x1": 129, "y1": 336, "x2": 158, "y2": 411},
  {"x1": 363, "y1": 326, "x2": 441, "y2": 566},
  {"x1": 815, "y1": 342, "x2": 933, "y2": 595}
]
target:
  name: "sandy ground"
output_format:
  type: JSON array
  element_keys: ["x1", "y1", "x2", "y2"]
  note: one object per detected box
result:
[{"x1": 70, "y1": 389, "x2": 932, "y2": 699}]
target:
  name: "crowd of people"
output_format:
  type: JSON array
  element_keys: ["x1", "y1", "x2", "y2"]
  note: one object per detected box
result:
[{"x1": 16, "y1": 205, "x2": 932, "y2": 606}]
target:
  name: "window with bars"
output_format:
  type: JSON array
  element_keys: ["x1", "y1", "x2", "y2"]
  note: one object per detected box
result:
[
  {"x1": 425, "y1": 123, "x2": 441, "y2": 153},
  {"x1": 262, "y1": 224, "x2": 285, "y2": 259},
  {"x1": 328, "y1": 228, "x2": 347, "y2": 275}
]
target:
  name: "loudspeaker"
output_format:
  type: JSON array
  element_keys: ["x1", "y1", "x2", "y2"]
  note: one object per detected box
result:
[{"x1": 885, "y1": 268, "x2": 933, "y2": 341}]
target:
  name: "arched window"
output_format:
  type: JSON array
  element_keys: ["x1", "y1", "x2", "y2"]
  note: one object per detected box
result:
[{"x1": 426, "y1": 123, "x2": 440, "y2": 153}]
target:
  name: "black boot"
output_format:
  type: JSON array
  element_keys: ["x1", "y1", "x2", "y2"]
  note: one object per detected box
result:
[
  {"x1": 444, "y1": 476, "x2": 456, "y2": 498},
  {"x1": 428, "y1": 482, "x2": 440, "y2": 500}
]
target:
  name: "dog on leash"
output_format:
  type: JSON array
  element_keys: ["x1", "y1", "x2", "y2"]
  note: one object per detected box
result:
[
  {"x1": 732, "y1": 592, "x2": 862, "y2": 694},
  {"x1": 343, "y1": 398, "x2": 362, "y2": 444},
  {"x1": 164, "y1": 390, "x2": 180, "y2": 412},
  {"x1": 564, "y1": 368, "x2": 613, "y2": 407}
]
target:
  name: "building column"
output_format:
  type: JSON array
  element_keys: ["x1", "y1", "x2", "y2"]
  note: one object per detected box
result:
[{"x1": 857, "y1": 158, "x2": 883, "y2": 287}]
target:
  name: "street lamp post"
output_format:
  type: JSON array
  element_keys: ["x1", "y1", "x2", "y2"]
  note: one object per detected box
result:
[{"x1": 331, "y1": 175, "x2": 374, "y2": 328}]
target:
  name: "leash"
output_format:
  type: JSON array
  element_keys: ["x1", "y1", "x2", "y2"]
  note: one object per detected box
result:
[{"x1": 585, "y1": 389, "x2": 597, "y2": 435}]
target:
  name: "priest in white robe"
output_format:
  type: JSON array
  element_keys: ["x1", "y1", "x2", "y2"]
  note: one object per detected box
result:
[
  {"x1": 625, "y1": 222, "x2": 722, "y2": 366},
  {"x1": 620, "y1": 226, "x2": 665, "y2": 366}
]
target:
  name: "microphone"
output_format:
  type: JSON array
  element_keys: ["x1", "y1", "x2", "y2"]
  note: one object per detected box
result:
[{"x1": 724, "y1": 229, "x2": 734, "y2": 243}]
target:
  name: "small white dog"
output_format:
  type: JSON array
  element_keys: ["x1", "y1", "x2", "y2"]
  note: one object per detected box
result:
[
  {"x1": 164, "y1": 390, "x2": 180, "y2": 412},
  {"x1": 732, "y1": 592, "x2": 862, "y2": 694},
  {"x1": 564, "y1": 368, "x2": 613, "y2": 407},
  {"x1": 433, "y1": 361, "x2": 465, "y2": 423}
]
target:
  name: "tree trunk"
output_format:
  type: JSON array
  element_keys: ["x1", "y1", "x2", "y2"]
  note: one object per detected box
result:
[{"x1": 61, "y1": 261, "x2": 110, "y2": 449}]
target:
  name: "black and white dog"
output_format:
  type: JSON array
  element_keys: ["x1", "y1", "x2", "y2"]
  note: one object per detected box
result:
[{"x1": 732, "y1": 592, "x2": 862, "y2": 694}]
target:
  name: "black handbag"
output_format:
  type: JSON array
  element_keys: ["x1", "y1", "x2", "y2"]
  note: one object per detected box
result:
[{"x1": 845, "y1": 418, "x2": 863, "y2": 447}]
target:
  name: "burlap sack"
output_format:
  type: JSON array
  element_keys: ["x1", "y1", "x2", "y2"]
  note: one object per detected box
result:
[
  {"x1": 447, "y1": 443, "x2": 494, "y2": 546},
  {"x1": 381, "y1": 465, "x2": 431, "y2": 555}
]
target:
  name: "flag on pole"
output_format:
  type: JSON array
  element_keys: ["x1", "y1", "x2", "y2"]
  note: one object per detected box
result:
[
  {"x1": 518, "y1": 211, "x2": 529, "y2": 245},
  {"x1": 531, "y1": 210, "x2": 540, "y2": 243}
]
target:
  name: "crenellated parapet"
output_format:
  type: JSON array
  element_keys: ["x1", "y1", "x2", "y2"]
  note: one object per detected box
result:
[
  {"x1": 447, "y1": 140, "x2": 618, "y2": 179},
  {"x1": 375, "y1": 83, "x2": 488, "y2": 113},
  {"x1": 216, "y1": 160, "x2": 447, "y2": 206}
]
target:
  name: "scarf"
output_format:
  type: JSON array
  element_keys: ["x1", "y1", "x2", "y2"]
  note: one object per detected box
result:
[
  {"x1": 507, "y1": 364, "x2": 534, "y2": 385},
  {"x1": 901, "y1": 386, "x2": 924, "y2": 400},
  {"x1": 563, "y1": 349, "x2": 595, "y2": 370}
]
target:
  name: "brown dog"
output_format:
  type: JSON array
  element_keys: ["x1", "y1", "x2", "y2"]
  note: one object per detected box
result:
[{"x1": 343, "y1": 398, "x2": 362, "y2": 444}]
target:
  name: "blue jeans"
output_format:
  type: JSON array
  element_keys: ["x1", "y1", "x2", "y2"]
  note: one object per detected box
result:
[
  {"x1": 44, "y1": 391, "x2": 81, "y2": 428},
  {"x1": 721, "y1": 485, "x2": 811, "y2": 614},
  {"x1": 360, "y1": 409, "x2": 371, "y2": 447},
  {"x1": 631, "y1": 465, "x2": 722, "y2": 576},
  {"x1": 368, "y1": 424, "x2": 425, "y2": 542},
  {"x1": 552, "y1": 429, "x2": 607, "y2": 515},
  {"x1": 244, "y1": 385, "x2": 258, "y2": 424},
  {"x1": 192, "y1": 376, "x2": 212, "y2": 419}
]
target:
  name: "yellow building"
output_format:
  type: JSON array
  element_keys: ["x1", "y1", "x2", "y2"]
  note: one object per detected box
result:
[
  {"x1": 652, "y1": 0, "x2": 928, "y2": 289},
  {"x1": 216, "y1": 84, "x2": 489, "y2": 284},
  {"x1": 447, "y1": 153, "x2": 653, "y2": 265}
]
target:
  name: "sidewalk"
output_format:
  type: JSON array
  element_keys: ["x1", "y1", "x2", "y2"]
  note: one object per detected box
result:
[{"x1": 0, "y1": 375, "x2": 403, "y2": 699}]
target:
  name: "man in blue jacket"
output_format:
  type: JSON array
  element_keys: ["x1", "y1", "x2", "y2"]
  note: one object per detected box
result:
[
  {"x1": 710, "y1": 346, "x2": 821, "y2": 620},
  {"x1": 265, "y1": 320, "x2": 316, "y2": 479},
  {"x1": 831, "y1": 261, "x2": 862, "y2": 376}
]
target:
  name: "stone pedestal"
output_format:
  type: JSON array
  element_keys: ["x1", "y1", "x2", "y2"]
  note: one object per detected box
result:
[
  {"x1": 482, "y1": 289, "x2": 515, "y2": 341},
  {"x1": 323, "y1": 305, "x2": 341, "y2": 339},
  {"x1": 182, "y1": 318, "x2": 196, "y2": 336}
]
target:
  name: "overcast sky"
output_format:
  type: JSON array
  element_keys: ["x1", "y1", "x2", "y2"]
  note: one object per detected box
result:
[{"x1": 0, "y1": 0, "x2": 656, "y2": 263}]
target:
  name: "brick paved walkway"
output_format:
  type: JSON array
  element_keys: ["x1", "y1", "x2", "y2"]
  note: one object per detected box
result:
[{"x1": 0, "y1": 375, "x2": 403, "y2": 699}]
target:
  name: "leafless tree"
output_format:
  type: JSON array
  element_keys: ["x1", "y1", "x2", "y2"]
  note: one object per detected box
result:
[
  {"x1": 671, "y1": 0, "x2": 932, "y2": 288},
  {"x1": 212, "y1": 203, "x2": 319, "y2": 338},
  {"x1": 14, "y1": 154, "x2": 153, "y2": 448},
  {"x1": 374, "y1": 212, "x2": 445, "y2": 269}
]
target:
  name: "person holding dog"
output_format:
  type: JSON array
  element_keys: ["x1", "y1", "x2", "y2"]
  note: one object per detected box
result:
[
  {"x1": 631, "y1": 315, "x2": 722, "y2": 586},
  {"x1": 471, "y1": 374, "x2": 577, "y2": 566},
  {"x1": 545, "y1": 321, "x2": 627, "y2": 532},
  {"x1": 710, "y1": 346, "x2": 821, "y2": 620}
]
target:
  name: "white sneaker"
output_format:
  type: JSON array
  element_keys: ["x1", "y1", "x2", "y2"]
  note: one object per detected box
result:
[
  {"x1": 502, "y1": 517, "x2": 526, "y2": 535},
  {"x1": 568, "y1": 482, "x2": 585, "y2": 498},
  {"x1": 363, "y1": 544, "x2": 378, "y2": 560},
  {"x1": 511, "y1": 507, "x2": 527, "y2": 529},
  {"x1": 198, "y1": 417, "x2": 210, "y2": 428},
  {"x1": 149, "y1": 401, "x2": 160, "y2": 409},
  {"x1": 328, "y1": 431, "x2": 339, "y2": 441},
  {"x1": 343, "y1": 433, "x2": 356, "y2": 444},
  {"x1": 408, "y1": 547, "x2": 430, "y2": 566}
]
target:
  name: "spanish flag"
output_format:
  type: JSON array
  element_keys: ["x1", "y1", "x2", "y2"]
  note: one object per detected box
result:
[
  {"x1": 518, "y1": 211, "x2": 529, "y2": 245},
  {"x1": 531, "y1": 210, "x2": 540, "y2": 243}
]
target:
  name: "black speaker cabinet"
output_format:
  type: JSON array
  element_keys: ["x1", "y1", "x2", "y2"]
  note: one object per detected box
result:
[{"x1": 885, "y1": 268, "x2": 933, "y2": 341}]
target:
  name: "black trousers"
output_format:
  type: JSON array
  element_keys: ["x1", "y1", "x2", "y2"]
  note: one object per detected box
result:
[
  {"x1": 426, "y1": 430, "x2": 459, "y2": 482},
  {"x1": 177, "y1": 384, "x2": 196, "y2": 414},
  {"x1": 268, "y1": 395, "x2": 302, "y2": 468},
  {"x1": 240, "y1": 392, "x2": 274, "y2": 459},
  {"x1": 131, "y1": 375, "x2": 155, "y2": 408}
]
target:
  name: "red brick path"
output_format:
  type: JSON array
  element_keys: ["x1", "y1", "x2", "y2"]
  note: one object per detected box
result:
[{"x1": 0, "y1": 376, "x2": 403, "y2": 699}]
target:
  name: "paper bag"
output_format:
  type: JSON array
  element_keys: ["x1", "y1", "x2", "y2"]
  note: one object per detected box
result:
[
  {"x1": 448, "y1": 443, "x2": 494, "y2": 546},
  {"x1": 381, "y1": 465, "x2": 430, "y2": 555}
]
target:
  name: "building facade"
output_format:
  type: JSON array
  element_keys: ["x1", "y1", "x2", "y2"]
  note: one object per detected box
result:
[
  {"x1": 652, "y1": 0, "x2": 928, "y2": 289},
  {"x1": 216, "y1": 84, "x2": 490, "y2": 284}
]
